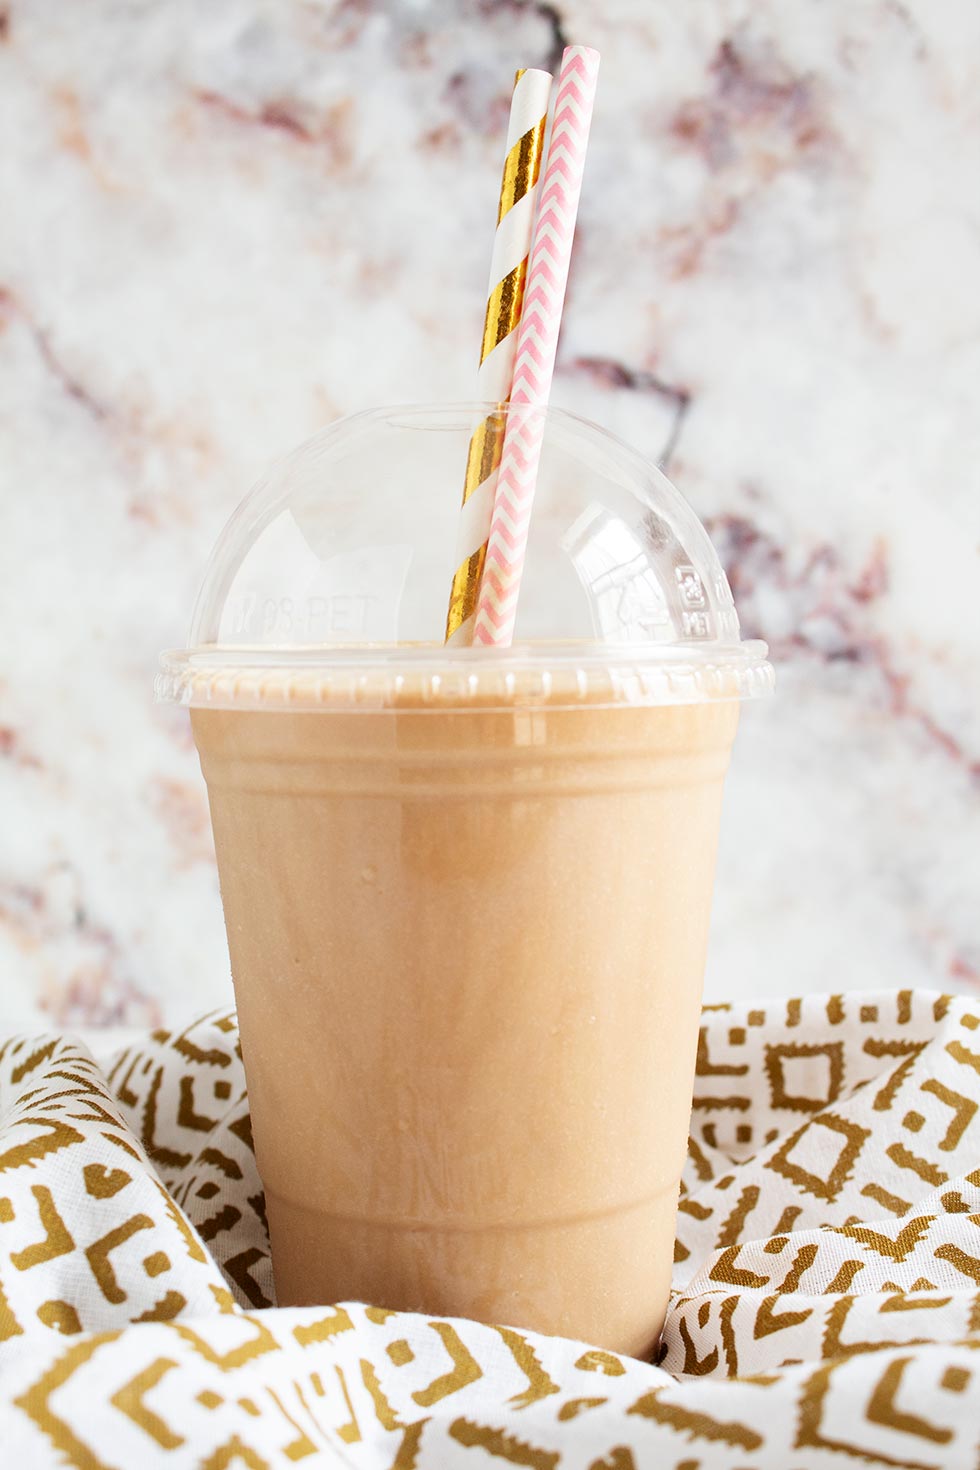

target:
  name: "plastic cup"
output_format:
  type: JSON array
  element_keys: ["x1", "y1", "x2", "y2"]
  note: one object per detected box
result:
[{"x1": 157, "y1": 403, "x2": 772, "y2": 1357}]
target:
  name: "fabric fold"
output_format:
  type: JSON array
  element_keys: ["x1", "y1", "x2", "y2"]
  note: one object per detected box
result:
[{"x1": 0, "y1": 989, "x2": 978, "y2": 1467}]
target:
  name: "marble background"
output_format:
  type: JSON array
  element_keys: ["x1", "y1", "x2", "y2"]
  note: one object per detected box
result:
[{"x1": 0, "y1": 0, "x2": 977, "y2": 1037}]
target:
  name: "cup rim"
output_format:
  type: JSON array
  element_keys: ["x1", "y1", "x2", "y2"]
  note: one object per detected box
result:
[{"x1": 156, "y1": 639, "x2": 774, "y2": 711}]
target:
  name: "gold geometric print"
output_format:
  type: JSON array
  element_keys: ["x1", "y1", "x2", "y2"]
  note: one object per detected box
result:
[
  {"x1": 291, "y1": 1306, "x2": 355, "y2": 1347},
  {"x1": 626, "y1": 1388, "x2": 763, "y2": 1452},
  {"x1": 110, "y1": 1357, "x2": 184, "y2": 1450},
  {"x1": 919, "y1": 1079, "x2": 977, "y2": 1152},
  {"x1": 448, "y1": 1416, "x2": 559, "y2": 1468},
  {"x1": 410, "y1": 1322, "x2": 483, "y2": 1405},
  {"x1": 831, "y1": 1215, "x2": 934, "y2": 1264},
  {"x1": 763, "y1": 1041, "x2": 845, "y2": 1112},
  {"x1": 35, "y1": 1300, "x2": 82, "y2": 1336},
  {"x1": 0, "y1": 993, "x2": 979, "y2": 1467},
  {"x1": 696, "y1": 1027, "x2": 749, "y2": 1077},
  {"x1": 766, "y1": 1113, "x2": 871, "y2": 1202},
  {"x1": 495, "y1": 1325, "x2": 560, "y2": 1409},
  {"x1": 10, "y1": 1187, "x2": 74, "y2": 1271},
  {"x1": 13, "y1": 1334, "x2": 116, "y2": 1469},
  {"x1": 83, "y1": 1163, "x2": 131, "y2": 1200},
  {"x1": 866, "y1": 1356, "x2": 953, "y2": 1445},
  {"x1": 0, "y1": 1119, "x2": 86, "y2": 1174},
  {"x1": 86, "y1": 1215, "x2": 155, "y2": 1302},
  {"x1": 796, "y1": 1354, "x2": 948, "y2": 1468},
  {"x1": 0, "y1": 1271, "x2": 24, "y2": 1342},
  {"x1": 172, "y1": 1313, "x2": 280, "y2": 1371}
]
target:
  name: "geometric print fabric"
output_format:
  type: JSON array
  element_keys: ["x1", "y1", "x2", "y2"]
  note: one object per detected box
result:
[{"x1": 0, "y1": 988, "x2": 978, "y2": 1467}]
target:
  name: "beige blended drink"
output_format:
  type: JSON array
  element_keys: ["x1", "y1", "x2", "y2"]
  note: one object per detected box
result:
[
  {"x1": 192, "y1": 687, "x2": 736, "y2": 1356},
  {"x1": 159, "y1": 405, "x2": 772, "y2": 1356}
]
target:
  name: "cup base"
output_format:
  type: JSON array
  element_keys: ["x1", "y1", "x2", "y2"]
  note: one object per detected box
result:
[{"x1": 266, "y1": 1186, "x2": 678, "y2": 1361}]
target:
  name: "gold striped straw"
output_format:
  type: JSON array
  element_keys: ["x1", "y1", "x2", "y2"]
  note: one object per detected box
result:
[{"x1": 445, "y1": 66, "x2": 553, "y2": 644}]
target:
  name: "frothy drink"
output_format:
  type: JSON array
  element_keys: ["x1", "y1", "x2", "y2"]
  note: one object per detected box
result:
[{"x1": 192, "y1": 681, "x2": 738, "y2": 1358}]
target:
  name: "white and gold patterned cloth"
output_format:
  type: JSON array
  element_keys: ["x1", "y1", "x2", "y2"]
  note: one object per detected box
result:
[{"x1": 1, "y1": 989, "x2": 978, "y2": 1468}]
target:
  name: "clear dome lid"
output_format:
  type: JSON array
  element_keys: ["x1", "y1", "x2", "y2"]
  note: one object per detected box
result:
[{"x1": 156, "y1": 403, "x2": 773, "y2": 710}]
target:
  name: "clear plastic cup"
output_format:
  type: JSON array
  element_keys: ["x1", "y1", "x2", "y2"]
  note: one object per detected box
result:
[{"x1": 157, "y1": 403, "x2": 772, "y2": 1357}]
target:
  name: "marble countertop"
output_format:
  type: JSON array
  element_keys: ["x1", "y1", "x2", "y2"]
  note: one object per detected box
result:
[{"x1": 0, "y1": 0, "x2": 977, "y2": 1032}]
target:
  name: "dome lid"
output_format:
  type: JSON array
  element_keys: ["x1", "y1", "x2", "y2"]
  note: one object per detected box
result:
[{"x1": 157, "y1": 403, "x2": 773, "y2": 710}]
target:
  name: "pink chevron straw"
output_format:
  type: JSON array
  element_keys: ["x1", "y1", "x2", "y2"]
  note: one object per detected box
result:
[{"x1": 472, "y1": 45, "x2": 600, "y2": 647}]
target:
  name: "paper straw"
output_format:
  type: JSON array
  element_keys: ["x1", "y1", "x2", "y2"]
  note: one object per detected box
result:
[
  {"x1": 472, "y1": 46, "x2": 600, "y2": 647},
  {"x1": 444, "y1": 66, "x2": 553, "y2": 645}
]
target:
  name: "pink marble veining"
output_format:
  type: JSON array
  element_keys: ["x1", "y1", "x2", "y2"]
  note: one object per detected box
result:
[{"x1": 0, "y1": 0, "x2": 977, "y2": 1030}]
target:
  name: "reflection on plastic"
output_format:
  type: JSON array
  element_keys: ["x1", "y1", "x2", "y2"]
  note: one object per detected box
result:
[{"x1": 561, "y1": 504, "x2": 673, "y2": 642}]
